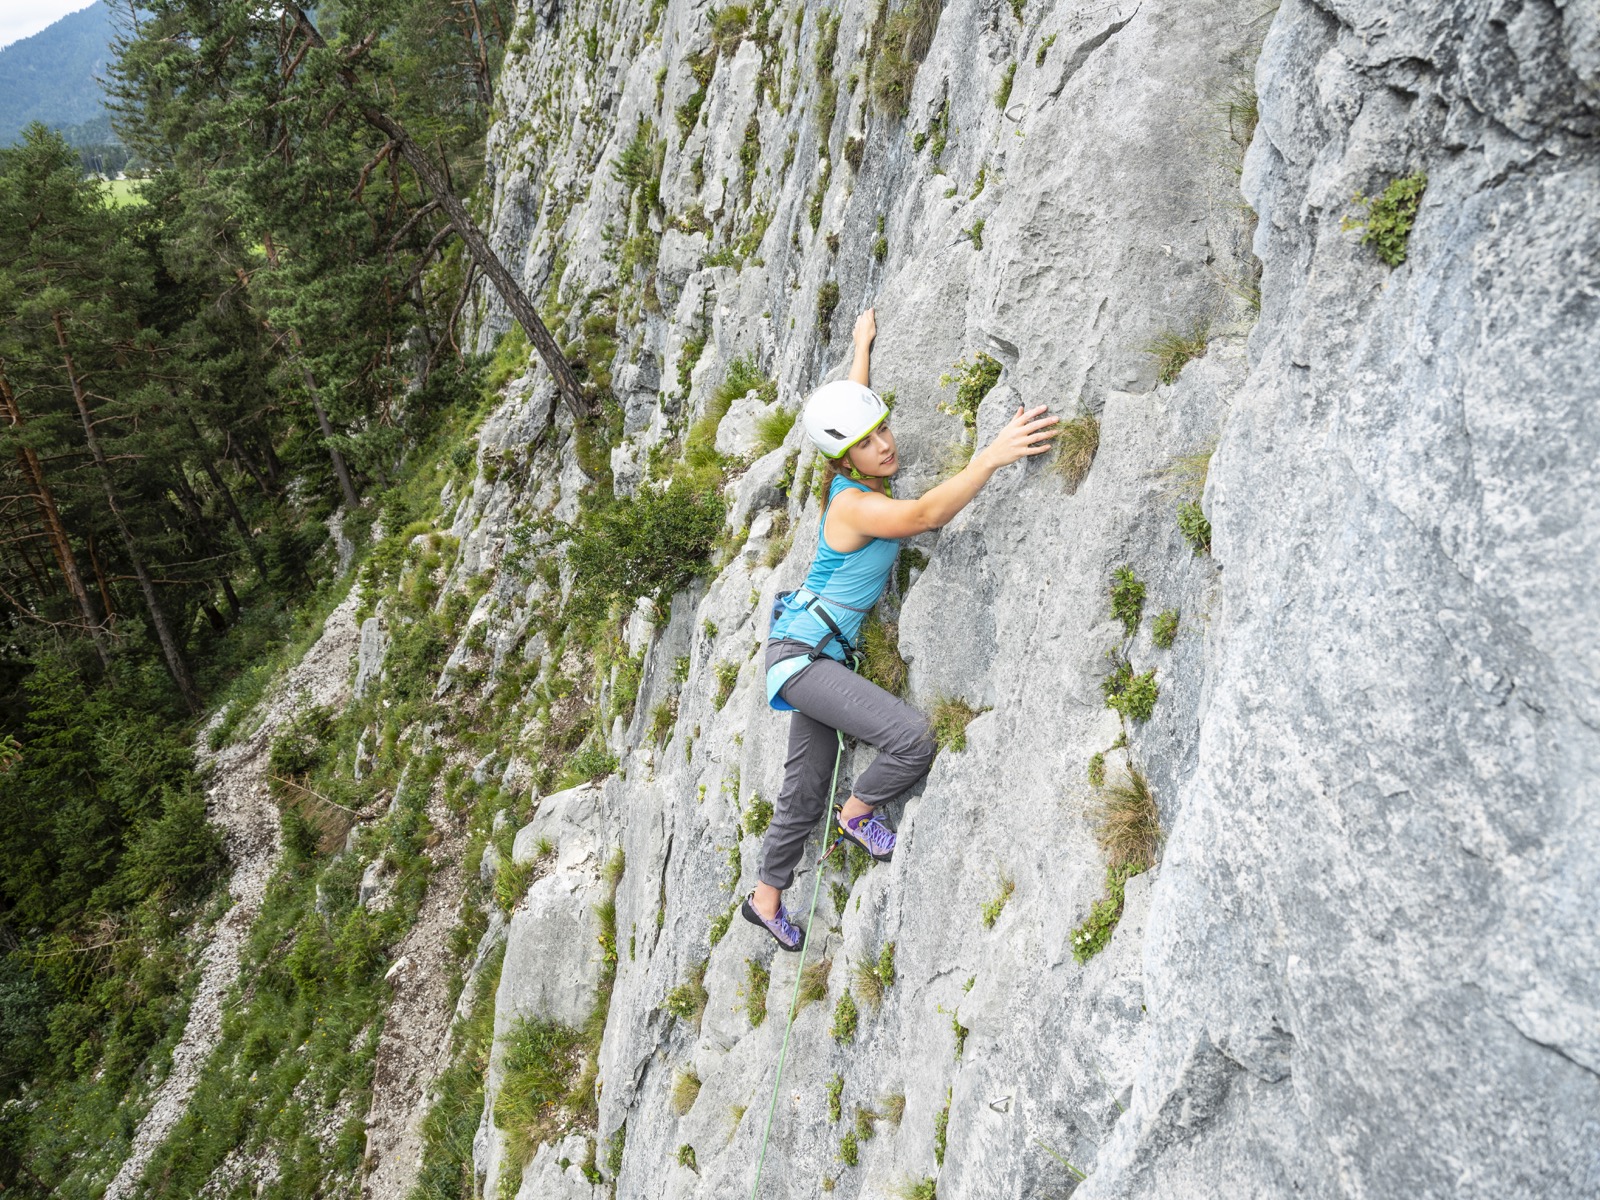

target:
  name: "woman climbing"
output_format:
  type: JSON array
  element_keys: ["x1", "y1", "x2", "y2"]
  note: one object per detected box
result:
[{"x1": 742, "y1": 308, "x2": 1059, "y2": 950}]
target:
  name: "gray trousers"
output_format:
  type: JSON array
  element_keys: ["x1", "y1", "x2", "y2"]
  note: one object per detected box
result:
[{"x1": 758, "y1": 638, "x2": 937, "y2": 891}]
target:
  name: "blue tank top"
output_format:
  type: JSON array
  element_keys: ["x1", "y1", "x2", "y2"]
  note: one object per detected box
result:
[{"x1": 771, "y1": 476, "x2": 900, "y2": 661}]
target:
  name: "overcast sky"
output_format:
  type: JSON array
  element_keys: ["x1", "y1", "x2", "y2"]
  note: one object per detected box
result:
[{"x1": 0, "y1": 0, "x2": 98, "y2": 51}]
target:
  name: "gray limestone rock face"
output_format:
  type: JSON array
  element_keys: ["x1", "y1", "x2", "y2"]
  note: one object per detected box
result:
[
  {"x1": 427, "y1": 0, "x2": 1600, "y2": 1198},
  {"x1": 353, "y1": 615, "x2": 388, "y2": 699}
]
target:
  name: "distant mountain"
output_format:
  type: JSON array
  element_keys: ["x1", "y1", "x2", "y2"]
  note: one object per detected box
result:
[{"x1": 0, "y1": 3, "x2": 119, "y2": 146}]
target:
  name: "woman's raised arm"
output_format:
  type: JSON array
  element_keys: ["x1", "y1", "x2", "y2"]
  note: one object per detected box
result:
[{"x1": 835, "y1": 405, "x2": 1059, "y2": 541}]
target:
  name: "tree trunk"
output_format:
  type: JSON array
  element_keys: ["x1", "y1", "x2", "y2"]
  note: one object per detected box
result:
[
  {"x1": 0, "y1": 365, "x2": 111, "y2": 666},
  {"x1": 194, "y1": 433, "x2": 268, "y2": 581},
  {"x1": 286, "y1": 4, "x2": 594, "y2": 425},
  {"x1": 52, "y1": 315, "x2": 199, "y2": 713}
]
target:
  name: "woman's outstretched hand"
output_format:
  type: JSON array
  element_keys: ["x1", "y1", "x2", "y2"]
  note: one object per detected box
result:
[
  {"x1": 979, "y1": 405, "x2": 1059, "y2": 469},
  {"x1": 853, "y1": 308, "x2": 877, "y2": 349}
]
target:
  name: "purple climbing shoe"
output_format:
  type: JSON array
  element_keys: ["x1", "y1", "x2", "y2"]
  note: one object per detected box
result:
[
  {"x1": 742, "y1": 892, "x2": 806, "y2": 952},
  {"x1": 836, "y1": 806, "x2": 896, "y2": 863}
]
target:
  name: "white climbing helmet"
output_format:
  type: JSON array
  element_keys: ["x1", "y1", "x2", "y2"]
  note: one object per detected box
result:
[{"x1": 802, "y1": 380, "x2": 888, "y2": 459}]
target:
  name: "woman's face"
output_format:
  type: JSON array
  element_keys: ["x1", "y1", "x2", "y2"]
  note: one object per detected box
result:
[{"x1": 846, "y1": 421, "x2": 898, "y2": 478}]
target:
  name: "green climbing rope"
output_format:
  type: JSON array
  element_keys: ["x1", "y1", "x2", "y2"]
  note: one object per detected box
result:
[{"x1": 748, "y1": 729, "x2": 844, "y2": 1200}]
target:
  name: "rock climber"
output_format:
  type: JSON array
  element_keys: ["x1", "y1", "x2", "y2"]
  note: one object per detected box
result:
[{"x1": 742, "y1": 307, "x2": 1059, "y2": 950}]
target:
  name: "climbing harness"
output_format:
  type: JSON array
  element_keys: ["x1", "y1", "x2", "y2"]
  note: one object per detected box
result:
[
  {"x1": 764, "y1": 589, "x2": 866, "y2": 710},
  {"x1": 747, "y1": 729, "x2": 845, "y2": 1200}
]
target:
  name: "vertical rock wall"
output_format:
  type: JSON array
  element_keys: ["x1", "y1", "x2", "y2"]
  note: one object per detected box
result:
[{"x1": 418, "y1": 1, "x2": 1599, "y2": 1198}]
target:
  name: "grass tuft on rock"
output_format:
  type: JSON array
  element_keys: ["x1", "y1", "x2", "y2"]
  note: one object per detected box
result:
[
  {"x1": 493, "y1": 1017, "x2": 585, "y2": 1168},
  {"x1": 872, "y1": 0, "x2": 942, "y2": 116},
  {"x1": 745, "y1": 958, "x2": 770, "y2": 1026},
  {"x1": 860, "y1": 613, "x2": 907, "y2": 695},
  {"x1": 799, "y1": 956, "x2": 832, "y2": 1009},
  {"x1": 1145, "y1": 320, "x2": 1210, "y2": 386},
  {"x1": 931, "y1": 696, "x2": 978, "y2": 752},
  {"x1": 1091, "y1": 764, "x2": 1162, "y2": 872},
  {"x1": 1052, "y1": 413, "x2": 1099, "y2": 492},
  {"x1": 670, "y1": 1068, "x2": 702, "y2": 1115}
]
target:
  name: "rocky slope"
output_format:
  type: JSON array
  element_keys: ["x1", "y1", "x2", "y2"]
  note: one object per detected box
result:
[{"x1": 343, "y1": 0, "x2": 1596, "y2": 1198}]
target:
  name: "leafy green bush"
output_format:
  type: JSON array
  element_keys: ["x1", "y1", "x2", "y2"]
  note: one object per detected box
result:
[
  {"x1": 565, "y1": 481, "x2": 726, "y2": 627},
  {"x1": 839, "y1": 1128, "x2": 860, "y2": 1165},
  {"x1": 715, "y1": 354, "x2": 777, "y2": 409},
  {"x1": 981, "y1": 873, "x2": 1015, "y2": 928},
  {"x1": 1109, "y1": 565, "x2": 1145, "y2": 638},
  {"x1": 713, "y1": 660, "x2": 740, "y2": 709},
  {"x1": 665, "y1": 959, "x2": 709, "y2": 1026},
  {"x1": 1178, "y1": 500, "x2": 1212, "y2": 555},
  {"x1": 744, "y1": 793, "x2": 774, "y2": 837},
  {"x1": 1102, "y1": 658, "x2": 1159, "y2": 722},
  {"x1": 676, "y1": 1142, "x2": 698, "y2": 1171},
  {"x1": 827, "y1": 1073, "x2": 845, "y2": 1122},
  {"x1": 1342, "y1": 171, "x2": 1427, "y2": 266},
  {"x1": 938, "y1": 352, "x2": 1002, "y2": 429},
  {"x1": 1070, "y1": 861, "x2": 1147, "y2": 963},
  {"x1": 817, "y1": 279, "x2": 841, "y2": 331},
  {"x1": 831, "y1": 989, "x2": 859, "y2": 1042},
  {"x1": 1152, "y1": 609, "x2": 1180, "y2": 649}
]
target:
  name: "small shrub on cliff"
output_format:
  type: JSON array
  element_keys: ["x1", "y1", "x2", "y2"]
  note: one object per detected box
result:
[
  {"x1": 676, "y1": 1142, "x2": 698, "y2": 1171},
  {"x1": 744, "y1": 792, "x2": 774, "y2": 837},
  {"x1": 1152, "y1": 608, "x2": 1180, "y2": 649},
  {"x1": 1102, "y1": 656, "x2": 1158, "y2": 722},
  {"x1": 665, "y1": 959, "x2": 710, "y2": 1027},
  {"x1": 981, "y1": 872, "x2": 1016, "y2": 928},
  {"x1": 831, "y1": 989, "x2": 859, "y2": 1042},
  {"x1": 1342, "y1": 170, "x2": 1427, "y2": 267},
  {"x1": 1070, "y1": 861, "x2": 1147, "y2": 963},
  {"x1": 713, "y1": 660, "x2": 740, "y2": 709},
  {"x1": 938, "y1": 352, "x2": 1002, "y2": 429},
  {"x1": 817, "y1": 279, "x2": 841, "y2": 331},
  {"x1": 1087, "y1": 751, "x2": 1106, "y2": 787},
  {"x1": 895, "y1": 1179, "x2": 938, "y2": 1200},
  {"x1": 1177, "y1": 500, "x2": 1212, "y2": 555},
  {"x1": 839, "y1": 1128, "x2": 860, "y2": 1165},
  {"x1": 565, "y1": 480, "x2": 725, "y2": 628},
  {"x1": 827, "y1": 1073, "x2": 844, "y2": 1122},
  {"x1": 1109, "y1": 565, "x2": 1145, "y2": 638}
]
